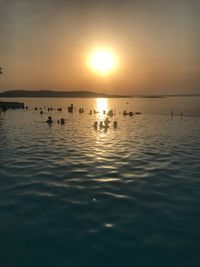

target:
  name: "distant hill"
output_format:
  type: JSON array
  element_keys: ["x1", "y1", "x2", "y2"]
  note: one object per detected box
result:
[
  {"x1": 1, "y1": 90, "x2": 199, "y2": 98},
  {"x1": 0, "y1": 90, "x2": 129, "y2": 98}
]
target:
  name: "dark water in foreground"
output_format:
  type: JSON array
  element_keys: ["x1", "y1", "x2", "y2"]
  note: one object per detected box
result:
[{"x1": 0, "y1": 97, "x2": 200, "y2": 267}]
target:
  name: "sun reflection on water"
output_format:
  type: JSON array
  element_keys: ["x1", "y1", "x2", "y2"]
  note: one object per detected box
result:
[{"x1": 96, "y1": 98, "x2": 108, "y2": 113}]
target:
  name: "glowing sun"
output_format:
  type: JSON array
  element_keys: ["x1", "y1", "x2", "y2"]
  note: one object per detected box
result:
[{"x1": 88, "y1": 48, "x2": 117, "y2": 75}]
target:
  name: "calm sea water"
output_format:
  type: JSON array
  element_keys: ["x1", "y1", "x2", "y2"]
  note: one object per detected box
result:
[{"x1": 0, "y1": 97, "x2": 200, "y2": 267}]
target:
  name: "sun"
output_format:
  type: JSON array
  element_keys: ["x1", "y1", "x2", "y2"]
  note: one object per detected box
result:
[{"x1": 88, "y1": 48, "x2": 117, "y2": 75}]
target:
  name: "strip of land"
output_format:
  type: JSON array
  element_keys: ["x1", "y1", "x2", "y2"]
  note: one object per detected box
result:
[
  {"x1": 0, "y1": 90, "x2": 129, "y2": 98},
  {"x1": 0, "y1": 101, "x2": 24, "y2": 109},
  {"x1": 0, "y1": 90, "x2": 199, "y2": 98}
]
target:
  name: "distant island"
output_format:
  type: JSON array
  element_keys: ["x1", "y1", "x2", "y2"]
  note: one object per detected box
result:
[
  {"x1": 0, "y1": 90, "x2": 199, "y2": 98},
  {"x1": 0, "y1": 90, "x2": 130, "y2": 98}
]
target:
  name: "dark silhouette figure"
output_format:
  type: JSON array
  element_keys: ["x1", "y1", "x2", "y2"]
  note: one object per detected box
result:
[
  {"x1": 113, "y1": 121, "x2": 118, "y2": 128},
  {"x1": 46, "y1": 116, "x2": 53, "y2": 124},
  {"x1": 99, "y1": 121, "x2": 104, "y2": 128},
  {"x1": 68, "y1": 104, "x2": 73, "y2": 113},
  {"x1": 93, "y1": 121, "x2": 98, "y2": 128},
  {"x1": 61, "y1": 118, "x2": 65, "y2": 124},
  {"x1": 104, "y1": 117, "x2": 111, "y2": 127},
  {"x1": 0, "y1": 67, "x2": 2, "y2": 74},
  {"x1": 79, "y1": 108, "x2": 84, "y2": 114},
  {"x1": 107, "y1": 110, "x2": 113, "y2": 117}
]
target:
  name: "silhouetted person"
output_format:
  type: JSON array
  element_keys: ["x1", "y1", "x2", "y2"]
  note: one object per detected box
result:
[
  {"x1": 107, "y1": 110, "x2": 113, "y2": 117},
  {"x1": 61, "y1": 118, "x2": 65, "y2": 124},
  {"x1": 99, "y1": 121, "x2": 104, "y2": 128},
  {"x1": 46, "y1": 116, "x2": 53, "y2": 124},
  {"x1": 0, "y1": 67, "x2": 2, "y2": 74},
  {"x1": 113, "y1": 121, "x2": 118, "y2": 128},
  {"x1": 93, "y1": 121, "x2": 98, "y2": 128},
  {"x1": 104, "y1": 117, "x2": 110, "y2": 127},
  {"x1": 68, "y1": 104, "x2": 73, "y2": 113}
]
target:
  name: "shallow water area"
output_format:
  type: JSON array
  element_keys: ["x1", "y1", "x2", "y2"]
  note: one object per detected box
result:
[{"x1": 0, "y1": 97, "x2": 200, "y2": 267}]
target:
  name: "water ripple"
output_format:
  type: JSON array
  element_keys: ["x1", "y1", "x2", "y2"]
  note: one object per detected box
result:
[{"x1": 0, "y1": 98, "x2": 200, "y2": 266}]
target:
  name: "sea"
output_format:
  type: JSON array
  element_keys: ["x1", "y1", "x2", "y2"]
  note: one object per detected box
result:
[{"x1": 0, "y1": 96, "x2": 200, "y2": 267}]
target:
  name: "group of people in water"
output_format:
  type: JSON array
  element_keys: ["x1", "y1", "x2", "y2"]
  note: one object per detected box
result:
[
  {"x1": 123, "y1": 111, "x2": 141, "y2": 116},
  {"x1": 44, "y1": 105, "x2": 119, "y2": 129},
  {"x1": 93, "y1": 119, "x2": 117, "y2": 129},
  {"x1": 46, "y1": 114, "x2": 117, "y2": 129},
  {"x1": 46, "y1": 116, "x2": 65, "y2": 125}
]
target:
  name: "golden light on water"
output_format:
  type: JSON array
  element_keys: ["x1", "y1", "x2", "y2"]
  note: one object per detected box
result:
[
  {"x1": 87, "y1": 48, "x2": 117, "y2": 75},
  {"x1": 96, "y1": 98, "x2": 108, "y2": 113}
]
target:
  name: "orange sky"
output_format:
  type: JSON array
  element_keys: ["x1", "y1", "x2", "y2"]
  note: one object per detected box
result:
[{"x1": 0, "y1": 0, "x2": 199, "y2": 95}]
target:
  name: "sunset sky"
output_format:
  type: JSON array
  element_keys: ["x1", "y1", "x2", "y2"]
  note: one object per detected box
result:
[{"x1": 0, "y1": 0, "x2": 199, "y2": 95}]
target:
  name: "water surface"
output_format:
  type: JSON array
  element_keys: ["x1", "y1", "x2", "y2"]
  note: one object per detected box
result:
[{"x1": 0, "y1": 97, "x2": 200, "y2": 267}]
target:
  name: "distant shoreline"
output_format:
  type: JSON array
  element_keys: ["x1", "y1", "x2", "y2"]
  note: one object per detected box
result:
[
  {"x1": 0, "y1": 90, "x2": 130, "y2": 98},
  {"x1": 0, "y1": 90, "x2": 199, "y2": 98}
]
